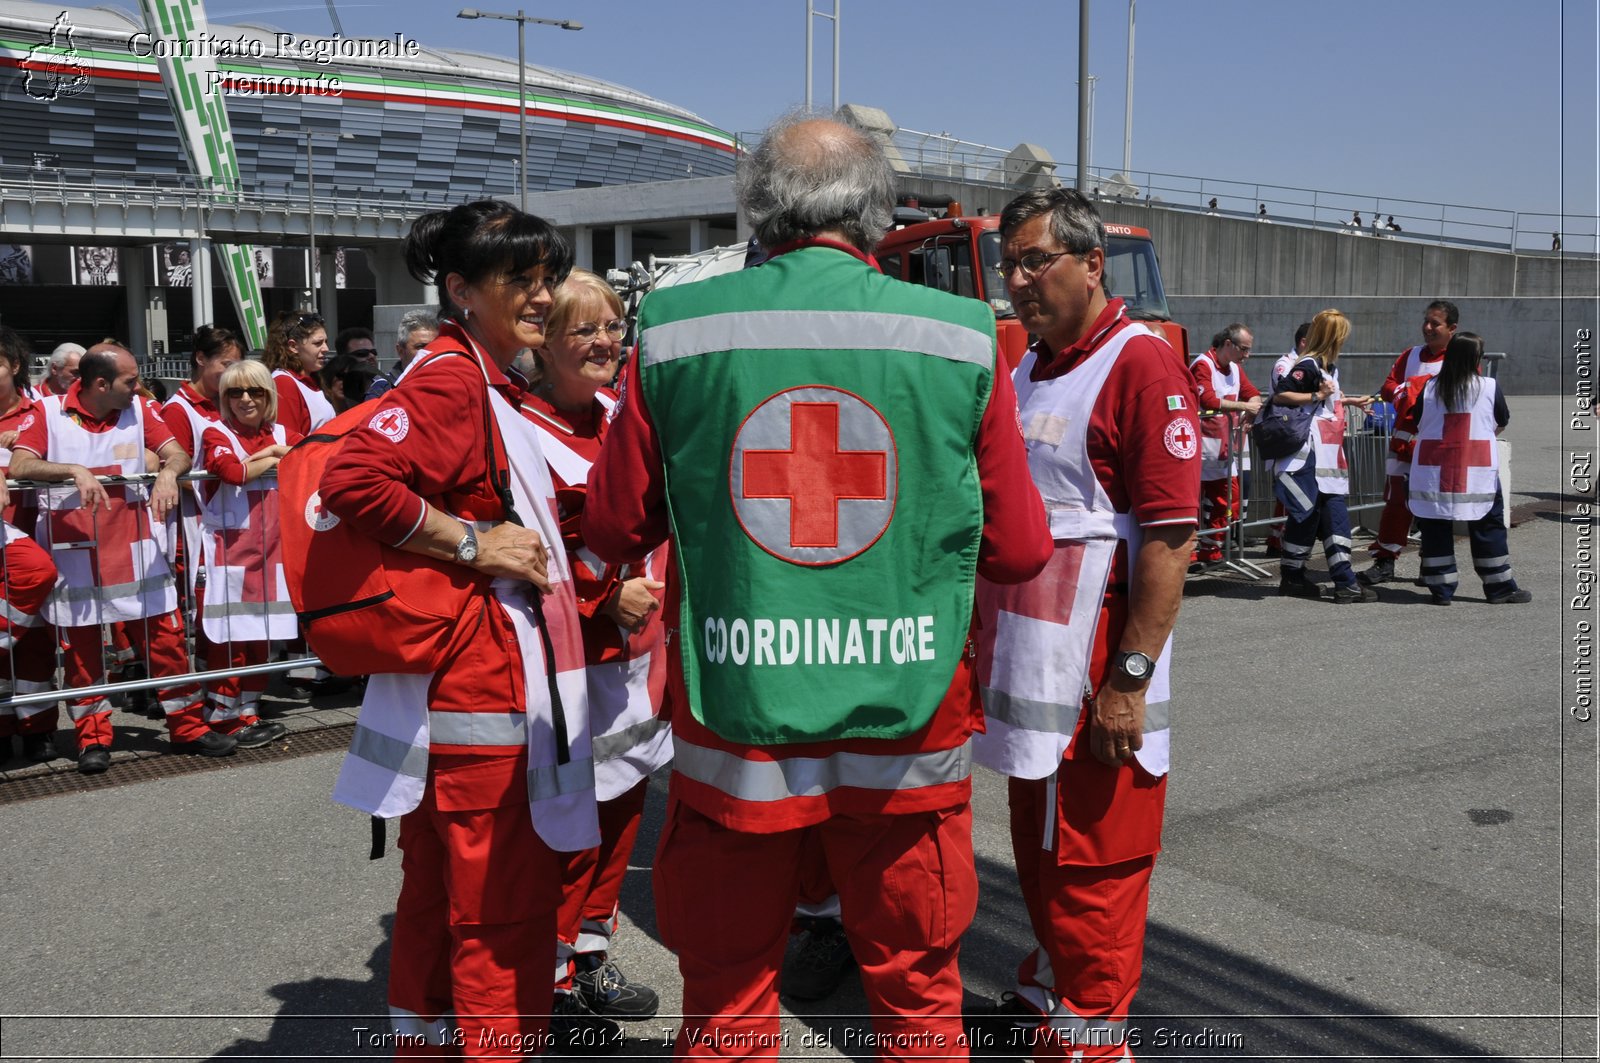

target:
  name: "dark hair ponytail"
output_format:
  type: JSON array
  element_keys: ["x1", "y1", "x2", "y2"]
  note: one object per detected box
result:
[
  {"x1": 404, "y1": 199, "x2": 572, "y2": 321},
  {"x1": 1437, "y1": 332, "x2": 1484, "y2": 413}
]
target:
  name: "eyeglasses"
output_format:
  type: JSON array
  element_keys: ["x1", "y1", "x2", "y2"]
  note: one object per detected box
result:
[
  {"x1": 224, "y1": 387, "x2": 270, "y2": 400},
  {"x1": 1230, "y1": 341, "x2": 1252, "y2": 354},
  {"x1": 296, "y1": 314, "x2": 323, "y2": 328},
  {"x1": 568, "y1": 320, "x2": 627, "y2": 343},
  {"x1": 501, "y1": 272, "x2": 556, "y2": 296},
  {"x1": 995, "y1": 250, "x2": 1074, "y2": 281}
]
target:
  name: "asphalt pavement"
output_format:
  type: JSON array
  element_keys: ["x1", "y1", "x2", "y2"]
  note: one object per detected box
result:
[{"x1": 0, "y1": 396, "x2": 1593, "y2": 1062}]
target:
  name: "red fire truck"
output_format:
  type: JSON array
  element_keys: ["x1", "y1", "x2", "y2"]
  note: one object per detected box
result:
[{"x1": 872, "y1": 211, "x2": 1188, "y2": 367}]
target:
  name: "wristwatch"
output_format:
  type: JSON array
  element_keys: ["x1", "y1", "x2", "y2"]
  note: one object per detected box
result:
[
  {"x1": 1114, "y1": 650, "x2": 1154, "y2": 682},
  {"x1": 453, "y1": 522, "x2": 479, "y2": 565}
]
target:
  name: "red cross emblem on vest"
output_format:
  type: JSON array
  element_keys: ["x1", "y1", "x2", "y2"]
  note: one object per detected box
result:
[
  {"x1": 1316, "y1": 411, "x2": 1348, "y2": 469},
  {"x1": 731, "y1": 386, "x2": 896, "y2": 566},
  {"x1": 1416, "y1": 412, "x2": 1492, "y2": 491}
]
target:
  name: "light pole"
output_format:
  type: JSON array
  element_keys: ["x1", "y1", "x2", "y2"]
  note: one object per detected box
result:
[
  {"x1": 457, "y1": 8, "x2": 583, "y2": 211},
  {"x1": 263, "y1": 126, "x2": 354, "y2": 312}
]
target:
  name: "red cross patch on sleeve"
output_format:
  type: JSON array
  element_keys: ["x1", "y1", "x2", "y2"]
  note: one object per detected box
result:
[{"x1": 1163, "y1": 417, "x2": 1198, "y2": 460}]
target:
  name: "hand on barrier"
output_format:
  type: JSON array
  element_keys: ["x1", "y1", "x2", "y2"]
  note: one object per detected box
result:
[
  {"x1": 604, "y1": 576, "x2": 665, "y2": 633},
  {"x1": 149, "y1": 471, "x2": 179, "y2": 522},
  {"x1": 71, "y1": 465, "x2": 109, "y2": 512},
  {"x1": 474, "y1": 522, "x2": 551, "y2": 593}
]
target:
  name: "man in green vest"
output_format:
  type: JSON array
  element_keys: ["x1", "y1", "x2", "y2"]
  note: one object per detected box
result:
[{"x1": 585, "y1": 113, "x2": 1050, "y2": 1057}]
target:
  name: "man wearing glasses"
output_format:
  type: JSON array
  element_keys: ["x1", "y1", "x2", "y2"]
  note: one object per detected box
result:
[
  {"x1": 973, "y1": 188, "x2": 1198, "y2": 1057},
  {"x1": 1188, "y1": 325, "x2": 1262, "y2": 568}
]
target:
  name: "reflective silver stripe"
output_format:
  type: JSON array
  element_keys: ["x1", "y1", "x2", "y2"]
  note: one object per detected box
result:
[
  {"x1": 592, "y1": 715, "x2": 670, "y2": 763},
  {"x1": 1393, "y1": 429, "x2": 1415, "y2": 442},
  {"x1": 202, "y1": 600, "x2": 297, "y2": 619},
  {"x1": 982, "y1": 687, "x2": 1080, "y2": 735},
  {"x1": 1327, "y1": 535, "x2": 1352, "y2": 548},
  {"x1": 49, "y1": 575, "x2": 171, "y2": 603},
  {"x1": 1481, "y1": 570, "x2": 1514, "y2": 585},
  {"x1": 388, "y1": 1006, "x2": 454, "y2": 1045},
  {"x1": 529, "y1": 755, "x2": 597, "y2": 800},
  {"x1": 640, "y1": 310, "x2": 993, "y2": 368},
  {"x1": 1144, "y1": 699, "x2": 1170, "y2": 734},
  {"x1": 1420, "y1": 554, "x2": 1454, "y2": 566},
  {"x1": 428, "y1": 710, "x2": 526, "y2": 747},
  {"x1": 1423, "y1": 572, "x2": 1460, "y2": 586},
  {"x1": 672, "y1": 737, "x2": 971, "y2": 802},
  {"x1": 0, "y1": 599, "x2": 43, "y2": 628},
  {"x1": 0, "y1": 633, "x2": 12, "y2": 651},
  {"x1": 67, "y1": 696, "x2": 111, "y2": 721},
  {"x1": 1313, "y1": 466, "x2": 1350, "y2": 479},
  {"x1": 1413, "y1": 490, "x2": 1497, "y2": 504},
  {"x1": 1276, "y1": 470, "x2": 1313, "y2": 512},
  {"x1": 1475, "y1": 555, "x2": 1510, "y2": 569},
  {"x1": 348, "y1": 724, "x2": 429, "y2": 780}
]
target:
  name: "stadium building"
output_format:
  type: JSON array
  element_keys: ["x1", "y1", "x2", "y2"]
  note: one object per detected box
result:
[{"x1": 0, "y1": 0, "x2": 740, "y2": 351}]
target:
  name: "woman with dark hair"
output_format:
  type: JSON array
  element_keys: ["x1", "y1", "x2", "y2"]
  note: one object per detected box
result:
[
  {"x1": 262, "y1": 310, "x2": 333, "y2": 435},
  {"x1": 320, "y1": 200, "x2": 605, "y2": 1055},
  {"x1": 1271, "y1": 308, "x2": 1376, "y2": 602},
  {"x1": 1402, "y1": 332, "x2": 1528, "y2": 605},
  {"x1": 0, "y1": 325, "x2": 60, "y2": 763}
]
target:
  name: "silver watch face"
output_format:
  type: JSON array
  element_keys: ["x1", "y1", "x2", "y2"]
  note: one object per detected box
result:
[
  {"x1": 456, "y1": 530, "x2": 478, "y2": 563},
  {"x1": 1120, "y1": 651, "x2": 1153, "y2": 679}
]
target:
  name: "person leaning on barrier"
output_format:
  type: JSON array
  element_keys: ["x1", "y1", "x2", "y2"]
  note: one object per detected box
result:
[
  {"x1": 584, "y1": 113, "x2": 1051, "y2": 1058},
  {"x1": 520, "y1": 269, "x2": 670, "y2": 1044},
  {"x1": 1357, "y1": 300, "x2": 1458, "y2": 586},
  {"x1": 366, "y1": 309, "x2": 440, "y2": 401},
  {"x1": 1188, "y1": 324, "x2": 1262, "y2": 569},
  {"x1": 9, "y1": 344, "x2": 234, "y2": 773},
  {"x1": 319, "y1": 199, "x2": 601, "y2": 1057},
  {"x1": 263, "y1": 310, "x2": 335, "y2": 436},
  {"x1": 0, "y1": 326, "x2": 61, "y2": 762},
  {"x1": 195, "y1": 359, "x2": 300, "y2": 748},
  {"x1": 968, "y1": 187, "x2": 1200, "y2": 1056},
  {"x1": 1270, "y1": 310, "x2": 1377, "y2": 603},
  {"x1": 1401, "y1": 332, "x2": 1530, "y2": 606}
]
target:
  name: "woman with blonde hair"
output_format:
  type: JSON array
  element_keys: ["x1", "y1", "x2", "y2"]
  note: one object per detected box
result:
[
  {"x1": 263, "y1": 310, "x2": 334, "y2": 434},
  {"x1": 1271, "y1": 308, "x2": 1375, "y2": 602},
  {"x1": 196, "y1": 358, "x2": 300, "y2": 746},
  {"x1": 520, "y1": 268, "x2": 670, "y2": 1033}
]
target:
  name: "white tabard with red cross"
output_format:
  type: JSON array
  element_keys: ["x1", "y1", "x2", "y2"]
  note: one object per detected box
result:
[
  {"x1": 163, "y1": 388, "x2": 223, "y2": 598},
  {"x1": 1275, "y1": 363, "x2": 1349, "y2": 495},
  {"x1": 272, "y1": 368, "x2": 336, "y2": 431},
  {"x1": 1386, "y1": 346, "x2": 1444, "y2": 475},
  {"x1": 1190, "y1": 351, "x2": 1247, "y2": 481},
  {"x1": 34, "y1": 395, "x2": 177, "y2": 626},
  {"x1": 200, "y1": 421, "x2": 297, "y2": 644},
  {"x1": 974, "y1": 323, "x2": 1173, "y2": 781},
  {"x1": 1409, "y1": 377, "x2": 1500, "y2": 521}
]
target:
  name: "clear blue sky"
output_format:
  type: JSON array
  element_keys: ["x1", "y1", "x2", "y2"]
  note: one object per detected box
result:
[{"x1": 211, "y1": 0, "x2": 1596, "y2": 232}]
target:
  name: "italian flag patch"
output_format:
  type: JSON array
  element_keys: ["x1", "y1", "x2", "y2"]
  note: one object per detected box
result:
[{"x1": 1166, "y1": 394, "x2": 1188, "y2": 411}]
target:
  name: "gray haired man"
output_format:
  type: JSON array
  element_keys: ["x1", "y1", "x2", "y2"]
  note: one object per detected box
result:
[{"x1": 365, "y1": 309, "x2": 440, "y2": 400}]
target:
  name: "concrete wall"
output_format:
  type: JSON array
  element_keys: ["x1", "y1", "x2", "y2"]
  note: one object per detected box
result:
[{"x1": 1167, "y1": 295, "x2": 1595, "y2": 396}]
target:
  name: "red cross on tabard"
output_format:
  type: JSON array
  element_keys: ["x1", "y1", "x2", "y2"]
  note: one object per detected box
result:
[
  {"x1": 742, "y1": 402, "x2": 888, "y2": 549},
  {"x1": 48, "y1": 466, "x2": 150, "y2": 586},
  {"x1": 1316, "y1": 413, "x2": 1349, "y2": 469},
  {"x1": 1415, "y1": 412, "x2": 1493, "y2": 491},
  {"x1": 214, "y1": 489, "x2": 284, "y2": 604}
]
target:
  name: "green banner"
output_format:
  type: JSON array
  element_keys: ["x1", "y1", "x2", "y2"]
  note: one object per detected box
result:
[{"x1": 137, "y1": 0, "x2": 266, "y2": 348}]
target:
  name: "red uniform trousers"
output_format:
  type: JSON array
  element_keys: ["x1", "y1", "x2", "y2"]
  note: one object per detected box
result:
[
  {"x1": 1008, "y1": 595, "x2": 1167, "y2": 1062},
  {"x1": 0, "y1": 533, "x2": 59, "y2": 738},
  {"x1": 1369, "y1": 474, "x2": 1414, "y2": 560},
  {"x1": 1194, "y1": 477, "x2": 1238, "y2": 562},
  {"x1": 194, "y1": 588, "x2": 270, "y2": 733},
  {"x1": 390, "y1": 752, "x2": 565, "y2": 1061},
  {"x1": 62, "y1": 611, "x2": 205, "y2": 749},
  {"x1": 553, "y1": 777, "x2": 649, "y2": 992},
  {"x1": 656, "y1": 794, "x2": 976, "y2": 1061}
]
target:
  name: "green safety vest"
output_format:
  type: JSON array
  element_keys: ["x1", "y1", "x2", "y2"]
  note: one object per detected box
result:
[{"x1": 637, "y1": 246, "x2": 996, "y2": 744}]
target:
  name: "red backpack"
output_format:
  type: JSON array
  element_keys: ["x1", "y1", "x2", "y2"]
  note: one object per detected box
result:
[{"x1": 278, "y1": 344, "x2": 497, "y2": 675}]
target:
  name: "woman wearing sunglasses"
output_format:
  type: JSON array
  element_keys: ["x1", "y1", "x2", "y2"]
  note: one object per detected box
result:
[
  {"x1": 195, "y1": 360, "x2": 299, "y2": 747},
  {"x1": 263, "y1": 310, "x2": 334, "y2": 435},
  {"x1": 520, "y1": 269, "x2": 670, "y2": 1034}
]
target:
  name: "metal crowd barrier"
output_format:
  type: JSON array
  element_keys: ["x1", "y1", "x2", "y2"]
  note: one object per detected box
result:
[
  {"x1": 0, "y1": 469, "x2": 322, "y2": 713},
  {"x1": 1192, "y1": 413, "x2": 1394, "y2": 581}
]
